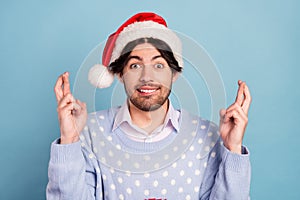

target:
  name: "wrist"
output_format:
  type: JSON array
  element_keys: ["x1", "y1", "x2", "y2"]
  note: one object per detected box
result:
[
  {"x1": 60, "y1": 135, "x2": 80, "y2": 144},
  {"x1": 225, "y1": 144, "x2": 242, "y2": 154}
]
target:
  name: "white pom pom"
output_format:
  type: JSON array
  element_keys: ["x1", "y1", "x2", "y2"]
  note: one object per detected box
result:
[{"x1": 88, "y1": 64, "x2": 114, "y2": 88}]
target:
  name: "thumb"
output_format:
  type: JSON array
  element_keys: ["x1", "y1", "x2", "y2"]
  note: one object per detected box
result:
[{"x1": 219, "y1": 108, "x2": 226, "y2": 124}]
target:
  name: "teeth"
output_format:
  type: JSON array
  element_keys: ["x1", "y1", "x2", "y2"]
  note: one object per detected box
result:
[{"x1": 140, "y1": 89, "x2": 156, "y2": 93}]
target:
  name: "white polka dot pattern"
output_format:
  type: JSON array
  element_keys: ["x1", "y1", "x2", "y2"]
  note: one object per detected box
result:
[
  {"x1": 126, "y1": 187, "x2": 132, "y2": 194},
  {"x1": 117, "y1": 177, "x2": 123, "y2": 184},
  {"x1": 78, "y1": 109, "x2": 221, "y2": 199},
  {"x1": 144, "y1": 189, "x2": 149, "y2": 196},
  {"x1": 134, "y1": 180, "x2": 140, "y2": 187},
  {"x1": 162, "y1": 171, "x2": 168, "y2": 177},
  {"x1": 178, "y1": 187, "x2": 183, "y2": 193},
  {"x1": 118, "y1": 194, "x2": 124, "y2": 200},
  {"x1": 110, "y1": 184, "x2": 115, "y2": 190},
  {"x1": 153, "y1": 180, "x2": 159, "y2": 187}
]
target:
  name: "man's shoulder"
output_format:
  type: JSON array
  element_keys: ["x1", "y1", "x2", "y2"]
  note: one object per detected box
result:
[
  {"x1": 180, "y1": 109, "x2": 220, "y2": 141},
  {"x1": 86, "y1": 107, "x2": 120, "y2": 125},
  {"x1": 180, "y1": 109, "x2": 219, "y2": 130},
  {"x1": 176, "y1": 109, "x2": 221, "y2": 158}
]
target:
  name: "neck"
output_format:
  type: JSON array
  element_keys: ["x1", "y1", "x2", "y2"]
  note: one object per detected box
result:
[{"x1": 128, "y1": 99, "x2": 169, "y2": 134}]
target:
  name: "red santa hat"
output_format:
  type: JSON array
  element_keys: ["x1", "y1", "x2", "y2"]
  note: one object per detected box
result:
[{"x1": 88, "y1": 12, "x2": 183, "y2": 88}]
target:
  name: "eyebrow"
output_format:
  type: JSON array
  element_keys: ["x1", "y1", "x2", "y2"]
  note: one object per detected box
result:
[
  {"x1": 127, "y1": 55, "x2": 163, "y2": 62},
  {"x1": 152, "y1": 55, "x2": 163, "y2": 61},
  {"x1": 127, "y1": 55, "x2": 142, "y2": 61}
]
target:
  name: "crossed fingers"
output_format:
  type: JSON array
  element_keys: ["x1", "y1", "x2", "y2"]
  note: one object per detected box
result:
[
  {"x1": 220, "y1": 80, "x2": 251, "y2": 125},
  {"x1": 54, "y1": 72, "x2": 71, "y2": 104},
  {"x1": 235, "y1": 80, "x2": 251, "y2": 115}
]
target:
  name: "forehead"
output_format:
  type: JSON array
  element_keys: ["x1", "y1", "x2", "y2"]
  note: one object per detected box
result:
[{"x1": 130, "y1": 43, "x2": 161, "y2": 56}]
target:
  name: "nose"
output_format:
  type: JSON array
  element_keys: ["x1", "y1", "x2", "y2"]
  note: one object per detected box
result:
[{"x1": 139, "y1": 65, "x2": 154, "y2": 82}]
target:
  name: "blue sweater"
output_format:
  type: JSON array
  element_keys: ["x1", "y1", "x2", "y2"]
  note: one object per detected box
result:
[{"x1": 47, "y1": 108, "x2": 251, "y2": 200}]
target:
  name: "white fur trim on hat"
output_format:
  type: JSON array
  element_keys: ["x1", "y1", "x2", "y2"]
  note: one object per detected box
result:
[
  {"x1": 110, "y1": 21, "x2": 183, "y2": 67},
  {"x1": 88, "y1": 64, "x2": 114, "y2": 88}
]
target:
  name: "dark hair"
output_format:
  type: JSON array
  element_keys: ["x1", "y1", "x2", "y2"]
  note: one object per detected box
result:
[{"x1": 109, "y1": 37, "x2": 182, "y2": 76}]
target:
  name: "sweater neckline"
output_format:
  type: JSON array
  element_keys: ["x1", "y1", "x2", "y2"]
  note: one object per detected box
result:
[{"x1": 113, "y1": 127, "x2": 178, "y2": 154}]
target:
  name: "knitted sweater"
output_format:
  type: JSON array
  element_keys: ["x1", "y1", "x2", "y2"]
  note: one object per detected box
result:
[{"x1": 47, "y1": 107, "x2": 251, "y2": 200}]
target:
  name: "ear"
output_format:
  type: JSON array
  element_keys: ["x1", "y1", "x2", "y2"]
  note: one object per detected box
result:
[{"x1": 172, "y1": 71, "x2": 180, "y2": 83}]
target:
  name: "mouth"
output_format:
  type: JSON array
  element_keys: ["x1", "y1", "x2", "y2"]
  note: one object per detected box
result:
[{"x1": 136, "y1": 85, "x2": 160, "y2": 96}]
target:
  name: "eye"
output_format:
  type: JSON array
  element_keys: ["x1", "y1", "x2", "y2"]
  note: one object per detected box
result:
[
  {"x1": 154, "y1": 63, "x2": 164, "y2": 69},
  {"x1": 130, "y1": 63, "x2": 142, "y2": 69}
]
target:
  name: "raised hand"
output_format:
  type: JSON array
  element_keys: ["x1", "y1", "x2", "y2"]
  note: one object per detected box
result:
[
  {"x1": 219, "y1": 80, "x2": 252, "y2": 154},
  {"x1": 54, "y1": 72, "x2": 87, "y2": 144}
]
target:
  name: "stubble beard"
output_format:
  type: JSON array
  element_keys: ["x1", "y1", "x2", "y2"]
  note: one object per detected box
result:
[{"x1": 129, "y1": 88, "x2": 171, "y2": 112}]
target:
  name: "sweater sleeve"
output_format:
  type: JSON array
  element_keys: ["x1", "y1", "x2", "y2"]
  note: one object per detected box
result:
[
  {"x1": 46, "y1": 139, "x2": 102, "y2": 200},
  {"x1": 199, "y1": 141, "x2": 251, "y2": 200}
]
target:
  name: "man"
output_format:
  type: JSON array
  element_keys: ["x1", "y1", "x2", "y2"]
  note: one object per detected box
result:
[{"x1": 47, "y1": 12, "x2": 251, "y2": 200}]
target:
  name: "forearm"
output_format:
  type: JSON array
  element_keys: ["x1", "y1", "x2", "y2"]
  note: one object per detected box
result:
[
  {"x1": 46, "y1": 139, "x2": 97, "y2": 200},
  {"x1": 200, "y1": 144, "x2": 251, "y2": 200},
  {"x1": 210, "y1": 145, "x2": 251, "y2": 200}
]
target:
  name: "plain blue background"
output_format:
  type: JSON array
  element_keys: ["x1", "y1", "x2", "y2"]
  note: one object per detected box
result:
[{"x1": 1, "y1": 0, "x2": 299, "y2": 199}]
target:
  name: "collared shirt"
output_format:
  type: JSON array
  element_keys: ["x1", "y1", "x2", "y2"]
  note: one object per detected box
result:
[{"x1": 112, "y1": 100, "x2": 180, "y2": 143}]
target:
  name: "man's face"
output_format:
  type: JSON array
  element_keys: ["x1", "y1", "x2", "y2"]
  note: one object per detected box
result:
[{"x1": 120, "y1": 43, "x2": 178, "y2": 111}]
